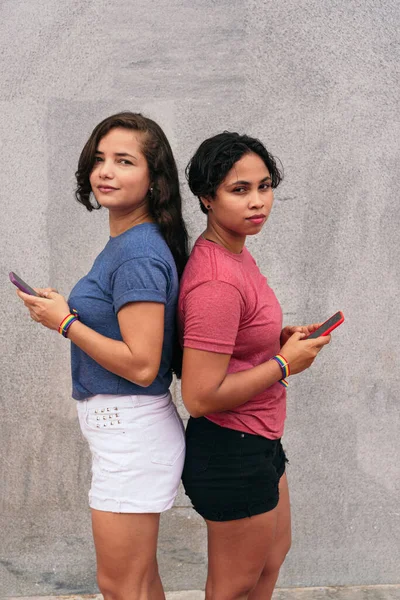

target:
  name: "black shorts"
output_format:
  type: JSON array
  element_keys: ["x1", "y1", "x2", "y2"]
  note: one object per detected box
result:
[{"x1": 182, "y1": 417, "x2": 288, "y2": 522}]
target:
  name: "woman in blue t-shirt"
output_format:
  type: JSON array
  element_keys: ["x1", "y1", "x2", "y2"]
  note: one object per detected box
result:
[{"x1": 17, "y1": 112, "x2": 189, "y2": 599}]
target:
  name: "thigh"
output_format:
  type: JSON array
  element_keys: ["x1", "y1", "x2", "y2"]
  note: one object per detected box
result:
[
  {"x1": 206, "y1": 508, "x2": 279, "y2": 596},
  {"x1": 261, "y1": 472, "x2": 291, "y2": 573},
  {"x1": 272, "y1": 473, "x2": 291, "y2": 556},
  {"x1": 247, "y1": 474, "x2": 291, "y2": 599},
  {"x1": 92, "y1": 509, "x2": 160, "y2": 579}
]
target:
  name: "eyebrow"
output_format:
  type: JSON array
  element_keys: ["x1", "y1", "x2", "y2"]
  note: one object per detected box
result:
[
  {"x1": 95, "y1": 150, "x2": 138, "y2": 160},
  {"x1": 227, "y1": 176, "x2": 272, "y2": 186}
]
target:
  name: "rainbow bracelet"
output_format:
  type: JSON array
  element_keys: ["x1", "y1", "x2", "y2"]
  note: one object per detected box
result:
[
  {"x1": 58, "y1": 309, "x2": 79, "y2": 338},
  {"x1": 272, "y1": 354, "x2": 290, "y2": 387}
]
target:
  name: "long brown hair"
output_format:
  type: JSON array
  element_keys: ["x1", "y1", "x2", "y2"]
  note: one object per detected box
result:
[
  {"x1": 75, "y1": 112, "x2": 189, "y2": 278},
  {"x1": 75, "y1": 112, "x2": 189, "y2": 377}
]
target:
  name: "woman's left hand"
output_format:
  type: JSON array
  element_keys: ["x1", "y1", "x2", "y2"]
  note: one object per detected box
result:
[
  {"x1": 16, "y1": 289, "x2": 71, "y2": 331},
  {"x1": 280, "y1": 323, "x2": 322, "y2": 346}
]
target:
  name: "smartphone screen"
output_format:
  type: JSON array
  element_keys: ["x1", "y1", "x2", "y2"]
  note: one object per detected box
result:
[
  {"x1": 9, "y1": 272, "x2": 40, "y2": 296},
  {"x1": 307, "y1": 311, "x2": 344, "y2": 339}
]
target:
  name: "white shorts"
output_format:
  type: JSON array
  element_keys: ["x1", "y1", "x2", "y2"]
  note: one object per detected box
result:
[{"x1": 77, "y1": 392, "x2": 185, "y2": 513}]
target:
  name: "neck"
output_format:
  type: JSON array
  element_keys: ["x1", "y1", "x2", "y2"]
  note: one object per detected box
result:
[
  {"x1": 203, "y1": 223, "x2": 245, "y2": 254},
  {"x1": 109, "y1": 208, "x2": 153, "y2": 237}
]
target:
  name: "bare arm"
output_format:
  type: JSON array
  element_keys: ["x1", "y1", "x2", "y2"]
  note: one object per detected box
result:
[
  {"x1": 16, "y1": 289, "x2": 164, "y2": 387},
  {"x1": 182, "y1": 348, "x2": 283, "y2": 417},
  {"x1": 67, "y1": 301, "x2": 164, "y2": 387},
  {"x1": 181, "y1": 332, "x2": 331, "y2": 418}
]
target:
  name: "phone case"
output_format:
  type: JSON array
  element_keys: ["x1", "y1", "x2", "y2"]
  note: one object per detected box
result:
[
  {"x1": 9, "y1": 272, "x2": 40, "y2": 296},
  {"x1": 307, "y1": 311, "x2": 345, "y2": 339}
]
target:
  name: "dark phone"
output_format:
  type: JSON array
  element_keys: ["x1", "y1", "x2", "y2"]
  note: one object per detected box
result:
[
  {"x1": 307, "y1": 311, "x2": 345, "y2": 339},
  {"x1": 9, "y1": 272, "x2": 40, "y2": 296}
]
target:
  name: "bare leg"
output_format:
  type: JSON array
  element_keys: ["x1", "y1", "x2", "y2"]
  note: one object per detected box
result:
[
  {"x1": 248, "y1": 473, "x2": 292, "y2": 600},
  {"x1": 205, "y1": 508, "x2": 279, "y2": 600},
  {"x1": 91, "y1": 509, "x2": 165, "y2": 600}
]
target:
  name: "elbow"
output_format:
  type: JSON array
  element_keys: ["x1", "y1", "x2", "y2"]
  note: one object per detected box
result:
[
  {"x1": 125, "y1": 364, "x2": 158, "y2": 388},
  {"x1": 182, "y1": 394, "x2": 209, "y2": 419},
  {"x1": 188, "y1": 407, "x2": 207, "y2": 418},
  {"x1": 135, "y1": 373, "x2": 156, "y2": 388},
  {"x1": 136, "y1": 368, "x2": 158, "y2": 388},
  {"x1": 186, "y1": 405, "x2": 202, "y2": 418}
]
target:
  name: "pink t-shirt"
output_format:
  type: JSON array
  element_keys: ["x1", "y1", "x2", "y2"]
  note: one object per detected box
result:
[{"x1": 178, "y1": 236, "x2": 286, "y2": 439}]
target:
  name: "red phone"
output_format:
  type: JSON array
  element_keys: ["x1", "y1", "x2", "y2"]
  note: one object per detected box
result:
[{"x1": 307, "y1": 311, "x2": 344, "y2": 339}]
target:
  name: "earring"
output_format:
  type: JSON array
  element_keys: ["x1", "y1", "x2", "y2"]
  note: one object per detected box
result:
[
  {"x1": 149, "y1": 187, "x2": 154, "y2": 194},
  {"x1": 206, "y1": 205, "x2": 210, "y2": 209}
]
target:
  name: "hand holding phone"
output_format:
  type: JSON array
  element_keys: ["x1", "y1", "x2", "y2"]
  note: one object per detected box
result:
[
  {"x1": 9, "y1": 272, "x2": 40, "y2": 296},
  {"x1": 306, "y1": 311, "x2": 344, "y2": 339}
]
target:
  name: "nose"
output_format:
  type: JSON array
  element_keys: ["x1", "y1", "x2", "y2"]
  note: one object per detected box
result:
[
  {"x1": 98, "y1": 159, "x2": 114, "y2": 180},
  {"x1": 248, "y1": 191, "x2": 265, "y2": 209}
]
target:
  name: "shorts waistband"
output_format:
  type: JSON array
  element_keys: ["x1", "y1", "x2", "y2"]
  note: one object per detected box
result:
[
  {"x1": 81, "y1": 391, "x2": 171, "y2": 409},
  {"x1": 188, "y1": 416, "x2": 280, "y2": 445}
]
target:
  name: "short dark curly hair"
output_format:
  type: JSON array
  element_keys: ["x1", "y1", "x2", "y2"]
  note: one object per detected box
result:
[{"x1": 185, "y1": 131, "x2": 283, "y2": 214}]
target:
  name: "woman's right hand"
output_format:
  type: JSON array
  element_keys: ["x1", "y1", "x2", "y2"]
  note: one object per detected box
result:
[
  {"x1": 279, "y1": 331, "x2": 331, "y2": 375},
  {"x1": 34, "y1": 287, "x2": 58, "y2": 298}
]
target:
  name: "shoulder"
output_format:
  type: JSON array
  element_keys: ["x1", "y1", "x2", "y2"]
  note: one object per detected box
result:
[
  {"x1": 109, "y1": 224, "x2": 174, "y2": 272},
  {"x1": 181, "y1": 238, "x2": 245, "y2": 289},
  {"x1": 243, "y1": 246, "x2": 257, "y2": 265},
  {"x1": 179, "y1": 239, "x2": 248, "y2": 311},
  {"x1": 116, "y1": 224, "x2": 167, "y2": 256}
]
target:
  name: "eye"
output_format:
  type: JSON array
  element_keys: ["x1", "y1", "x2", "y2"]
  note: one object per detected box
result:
[
  {"x1": 232, "y1": 186, "x2": 247, "y2": 193},
  {"x1": 260, "y1": 182, "x2": 272, "y2": 191},
  {"x1": 118, "y1": 159, "x2": 133, "y2": 165},
  {"x1": 93, "y1": 156, "x2": 103, "y2": 163}
]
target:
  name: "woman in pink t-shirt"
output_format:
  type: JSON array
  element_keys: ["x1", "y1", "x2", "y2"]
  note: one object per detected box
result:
[{"x1": 178, "y1": 132, "x2": 331, "y2": 599}]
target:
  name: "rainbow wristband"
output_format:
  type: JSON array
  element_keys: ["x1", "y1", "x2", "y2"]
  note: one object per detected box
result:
[
  {"x1": 58, "y1": 309, "x2": 79, "y2": 338},
  {"x1": 272, "y1": 354, "x2": 290, "y2": 386}
]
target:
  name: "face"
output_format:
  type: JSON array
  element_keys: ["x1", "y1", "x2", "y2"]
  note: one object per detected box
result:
[
  {"x1": 90, "y1": 127, "x2": 151, "y2": 213},
  {"x1": 205, "y1": 152, "x2": 274, "y2": 239}
]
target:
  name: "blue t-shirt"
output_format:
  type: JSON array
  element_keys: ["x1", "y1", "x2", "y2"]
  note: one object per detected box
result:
[{"x1": 68, "y1": 223, "x2": 178, "y2": 400}]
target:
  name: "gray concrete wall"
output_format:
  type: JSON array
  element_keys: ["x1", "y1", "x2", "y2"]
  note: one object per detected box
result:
[{"x1": 1, "y1": 0, "x2": 399, "y2": 596}]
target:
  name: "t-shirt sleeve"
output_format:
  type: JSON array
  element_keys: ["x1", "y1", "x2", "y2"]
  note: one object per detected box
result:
[
  {"x1": 182, "y1": 281, "x2": 243, "y2": 354},
  {"x1": 111, "y1": 257, "x2": 170, "y2": 313}
]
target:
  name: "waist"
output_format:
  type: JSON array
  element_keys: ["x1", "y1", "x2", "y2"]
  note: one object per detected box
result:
[
  {"x1": 204, "y1": 391, "x2": 286, "y2": 439},
  {"x1": 187, "y1": 416, "x2": 282, "y2": 452},
  {"x1": 83, "y1": 391, "x2": 172, "y2": 409}
]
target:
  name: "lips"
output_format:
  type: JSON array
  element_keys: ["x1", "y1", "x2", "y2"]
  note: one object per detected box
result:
[
  {"x1": 98, "y1": 186, "x2": 118, "y2": 192},
  {"x1": 247, "y1": 214, "x2": 266, "y2": 223}
]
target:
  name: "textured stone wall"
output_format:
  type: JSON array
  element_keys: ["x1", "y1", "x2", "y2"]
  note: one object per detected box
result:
[{"x1": 1, "y1": 0, "x2": 399, "y2": 595}]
